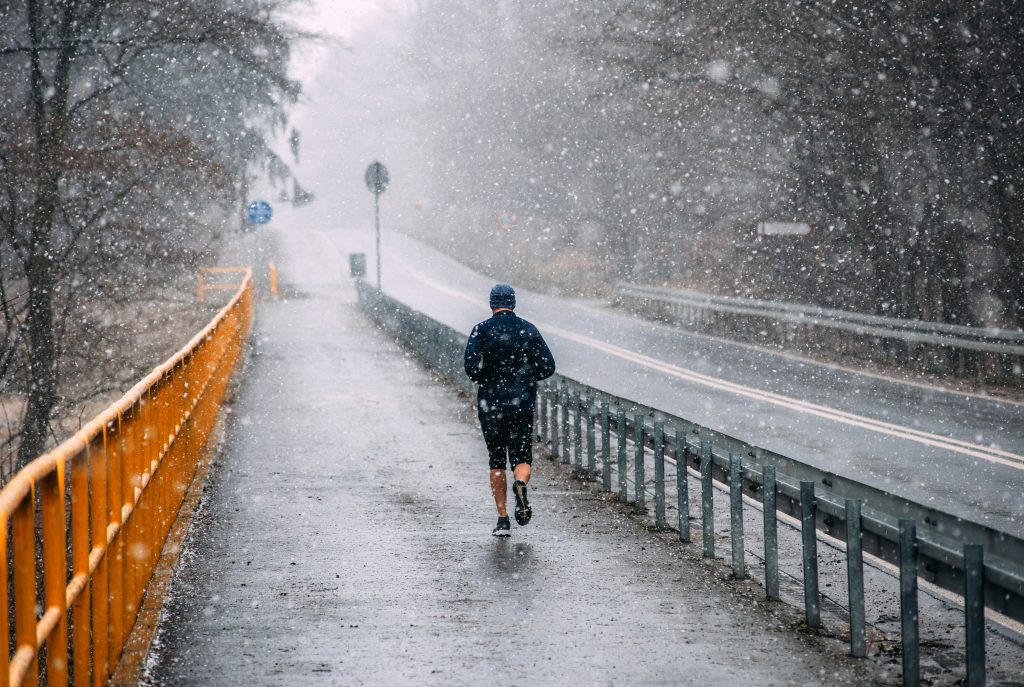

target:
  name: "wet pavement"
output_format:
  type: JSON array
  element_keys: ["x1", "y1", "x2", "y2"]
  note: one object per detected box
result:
[{"x1": 145, "y1": 223, "x2": 869, "y2": 685}]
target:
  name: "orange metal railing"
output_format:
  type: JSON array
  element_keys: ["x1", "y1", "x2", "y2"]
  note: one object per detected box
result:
[
  {"x1": 197, "y1": 266, "x2": 251, "y2": 303},
  {"x1": 0, "y1": 268, "x2": 253, "y2": 687}
]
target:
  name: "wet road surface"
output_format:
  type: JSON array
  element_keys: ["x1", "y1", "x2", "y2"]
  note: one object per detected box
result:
[{"x1": 145, "y1": 223, "x2": 866, "y2": 685}]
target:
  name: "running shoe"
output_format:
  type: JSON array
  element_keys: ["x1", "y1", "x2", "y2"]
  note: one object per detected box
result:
[
  {"x1": 492, "y1": 516, "x2": 511, "y2": 537},
  {"x1": 513, "y1": 480, "x2": 532, "y2": 526}
]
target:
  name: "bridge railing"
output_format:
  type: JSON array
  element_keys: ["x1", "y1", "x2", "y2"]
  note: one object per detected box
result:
[
  {"x1": 358, "y1": 280, "x2": 1023, "y2": 685},
  {"x1": 614, "y1": 282, "x2": 1024, "y2": 386},
  {"x1": 0, "y1": 269, "x2": 252, "y2": 687}
]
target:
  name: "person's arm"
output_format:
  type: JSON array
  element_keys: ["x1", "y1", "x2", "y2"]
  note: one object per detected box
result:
[
  {"x1": 529, "y1": 328, "x2": 556, "y2": 381},
  {"x1": 464, "y1": 325, "x2": 484, "y2": 382}
]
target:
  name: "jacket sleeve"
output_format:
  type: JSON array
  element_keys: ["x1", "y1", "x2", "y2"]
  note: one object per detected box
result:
[
  {"x1": 529, "y1": 329, "x2": 556, "y2": 381},
  {"x1": 464, "y1": 325, "x2": 483, "y2": 382}
]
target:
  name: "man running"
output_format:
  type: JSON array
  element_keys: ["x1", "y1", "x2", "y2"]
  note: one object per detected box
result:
[{"x1": 464, "y1": 284, "x2": 556, "y2": 536}]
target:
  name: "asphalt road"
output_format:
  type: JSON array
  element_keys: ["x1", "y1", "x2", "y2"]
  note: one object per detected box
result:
[
  {"x1": 318, "y1": 226, "x2": 1024, "y2": 538},
  {"x1": 145, "y1": 224, "x2": 868, "y2": 686}
]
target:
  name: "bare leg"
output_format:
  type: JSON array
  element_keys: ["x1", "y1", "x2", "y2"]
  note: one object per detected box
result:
[
  {"x1": 511, "y1": 462, "x2": 533, "y2": 525},
  {"x1": 490, "y1": 469, "x2": 508, "y2": 517}
]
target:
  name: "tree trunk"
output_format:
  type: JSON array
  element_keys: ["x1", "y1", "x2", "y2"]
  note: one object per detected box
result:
[
  {"x1": 17, "y1": 242, "x2": 58, "y2": 466},
  {"x1": 16, "y1": 0, "x2": 74, "y2": 467}
]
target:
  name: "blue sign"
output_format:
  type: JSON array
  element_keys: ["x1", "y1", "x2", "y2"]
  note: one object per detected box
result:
[{"x1": 247, "y1": 200, "x2": 273, "y2": 225}]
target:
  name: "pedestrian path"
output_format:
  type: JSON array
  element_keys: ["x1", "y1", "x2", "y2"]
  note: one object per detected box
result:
[{"x1": 145, "y1": 226, "x2": 866, "y2": 685}]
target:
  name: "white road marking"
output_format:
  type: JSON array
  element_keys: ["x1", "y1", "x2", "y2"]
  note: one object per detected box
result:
[
  {"x1": 545, "y1": 323, "x2": 1024, "y2": 470},
  {"x1": 580, "y1": 300, "x2": 1024, "y2": 408}
]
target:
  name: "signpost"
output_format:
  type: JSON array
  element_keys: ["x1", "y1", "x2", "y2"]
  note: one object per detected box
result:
[
  {"x1": 364, "y1": 161, "x2": 390, "y2": 289},
  {"x1": 246, "y1": 200, "x2": 273, "y2": 226}
]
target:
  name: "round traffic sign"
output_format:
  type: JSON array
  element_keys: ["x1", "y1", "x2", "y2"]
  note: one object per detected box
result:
[
  {"x1": 364, "y1": 162, "x2": 390, "y2": 195},
  {"x1": 247, "y1": 200, "x2": 273, "y2": 225},
  {"x1": 496, "y1": 211, "x2": 518, "y2": 231}
]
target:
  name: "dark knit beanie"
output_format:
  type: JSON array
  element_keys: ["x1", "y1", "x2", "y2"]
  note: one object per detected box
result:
[{"x1": 489, "y1": 283, "x2": 516, "y2": 310}]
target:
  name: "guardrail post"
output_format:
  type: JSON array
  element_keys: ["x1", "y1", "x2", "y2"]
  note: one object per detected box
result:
[
  {"x1": 845, "y1": 499, "x2": 866, "y2": 658},
  {"x1": 560, "y1": 382, "x2": 570, "y2": 465},
  {"x1": 701, "y1": 441, "x2": 714, "y2": 558},
  {"x1": 729, "y1": 454, "x2": 745, "y2": 578},
  {"x1": 616, "y1": 408, "x2": 627, "y2": 501},
  {"x1": 601, "y1": 403, "x2": 611, "y2": 492},
  {"x1": 763, "y1": 465, "x2": 779, "y2": 600},
  {"x1": 549, "y1": 383, "x2": 559, "y2": 458},
  {"x1": 634, "y1": 414, "x2": 646, "y2": 513},
  {"x1": 573, "y1": 389, "x2": 583, "y2": 469},
  {"x1": 540, "y1": 381, "x2": 548, "y2": 443},
  {"x1": 654, "y1": 422, "x2": 665, "y2": 529},
  {"x1": 586, "y1": 396, "x2": 597, "y2": 480},
  {"x1": 964, "y1": 543, "x2": 985, "y2": 687},
  {"x1": 800, "y1": 480, "x2": 820, "y2": 628},
  {"x1": 899, "y1": 519, "x2": 919, "y2": 687},
  {"x1": 675, "y1": 428, "x2": 690, "y2": 542}
]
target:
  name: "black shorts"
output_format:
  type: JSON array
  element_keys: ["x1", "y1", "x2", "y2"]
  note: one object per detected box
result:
[{"x1": 479, "y1": 409, "x2": 535, "y2": 470}]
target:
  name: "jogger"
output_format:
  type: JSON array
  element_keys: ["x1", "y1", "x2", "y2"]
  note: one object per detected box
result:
[{"x1": 464, "y1": 284, "x2": 556, "y2": 536}]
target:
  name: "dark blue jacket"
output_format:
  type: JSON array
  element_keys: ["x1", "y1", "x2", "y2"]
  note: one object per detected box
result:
[{"x1": 464, "y1": 310, "x2": 556, "y2": 414}]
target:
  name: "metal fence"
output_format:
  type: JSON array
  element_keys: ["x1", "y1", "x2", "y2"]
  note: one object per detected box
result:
[
  {"x1": 0, "y1": 269, "x2": 253, "y2": 687},
  {"x1": 615, "y1": 283, "x2": 1024, "y2": 387},
  {"x1": 359, "y1": 280, "x2": 1024, "y2": 687}
]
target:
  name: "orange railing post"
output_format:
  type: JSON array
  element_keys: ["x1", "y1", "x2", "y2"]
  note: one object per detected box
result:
[
  {"x1": 268, "y1": 260, "x2": 280, "y2": 299},
  {"x1": 40, "y1": 465, "x2": 68, "y2": 687},
  {"x1": 12, "y1": 492, "x2": 37, "y2": 687},
  {"x1": 90, "y1": 430, "x2": 110, "y2": 687},
  {"x1": 68, "y1": 439, "x2": 90, "y2": 687},
  {"x1": 107, "y1": 414, "x2": 124, "y2": 658},
  {"x1": 0, "y1": 268, "x2": 253, "y2": 687},
  {"x1": 0, "y1": 513, "x2": 9, "y2": 687}
]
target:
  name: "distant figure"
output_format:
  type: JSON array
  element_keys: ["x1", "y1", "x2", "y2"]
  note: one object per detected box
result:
[{"x1": 464, "y1": 284, "x2": 556, "y2": 536}]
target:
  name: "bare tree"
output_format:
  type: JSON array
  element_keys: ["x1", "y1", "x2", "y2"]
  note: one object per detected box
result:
[
  {"x1": 405, "y1": 0, "x2": 1023, "y2": 327},
  {"x1": 0, "y1": 0, "x2": 303, "y2": 467}
]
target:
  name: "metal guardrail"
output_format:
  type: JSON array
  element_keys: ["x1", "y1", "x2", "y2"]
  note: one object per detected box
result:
[
  {"x1": 615, "y1": 283, "x2": 1024, "y2": 385},
  {"x1": 618, "y1": 283, "x2": 1024, "y2": 346},
  {"x1": 359, "y1": 280, "x2": 1024, "y2": 685},
  {"x1": 0, "y1": 268, "x2": 253, "y2": 687}
]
